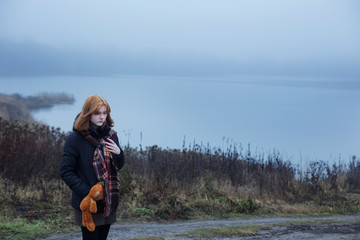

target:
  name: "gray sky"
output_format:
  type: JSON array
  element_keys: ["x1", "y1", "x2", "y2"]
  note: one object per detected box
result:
[
  {"x1": 0, "y1": 0, "x2": 360, "y2": 77},
  {"x1": 1, "y1": 1, "x2": 360, "y2": 162}
]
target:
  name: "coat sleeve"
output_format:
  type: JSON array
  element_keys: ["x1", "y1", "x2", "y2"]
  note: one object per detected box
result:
[
  {"x1": 60, "y1": 134, "x2": 91, "y2": 197},
  {"x1": 111, "y1": 134, "x2": 125, "y2": 170}
]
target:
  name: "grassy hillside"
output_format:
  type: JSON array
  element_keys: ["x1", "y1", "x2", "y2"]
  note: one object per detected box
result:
[
  {"x1": 0, "y1": 93, "x2": 33, "y2": 122},
  {"x1": 0, "y1": 117, "x2": 359, "y2": 239},
  {"x1": 0, "y1": 92, "x2": 74, "y2": 122}
]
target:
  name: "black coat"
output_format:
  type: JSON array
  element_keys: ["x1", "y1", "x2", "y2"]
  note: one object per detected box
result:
[{"x1": 60, "y1": 125, "x2": 125, "y2": 211}]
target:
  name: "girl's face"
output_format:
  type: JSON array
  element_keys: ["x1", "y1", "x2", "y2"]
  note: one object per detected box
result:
[{"x1": 90, "y1": 106, "x2": 107, "y2": 127}]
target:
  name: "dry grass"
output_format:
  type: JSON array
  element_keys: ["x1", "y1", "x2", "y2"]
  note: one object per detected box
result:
[{"x1": 1, "y1": 117, "x2": 360, "y2": 238}]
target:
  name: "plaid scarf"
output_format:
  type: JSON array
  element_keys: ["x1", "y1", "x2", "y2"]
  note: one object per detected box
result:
[{"x1": 83, "y1": 129, "x2": 120, "y2": 217}]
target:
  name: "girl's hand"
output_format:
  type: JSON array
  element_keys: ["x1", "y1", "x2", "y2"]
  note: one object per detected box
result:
[{"x1": 104, "y1": 138, "x2": 121, "y2": 155}]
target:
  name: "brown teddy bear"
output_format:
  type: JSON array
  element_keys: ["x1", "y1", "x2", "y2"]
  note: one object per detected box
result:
[{"x1": 80, "y1": 182, "x2": 104, "y2": 232}]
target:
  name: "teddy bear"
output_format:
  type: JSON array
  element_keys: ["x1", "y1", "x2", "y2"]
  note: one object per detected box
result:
[{"x1": 80, "y1": 182, "x2": 104, "y2": 232}]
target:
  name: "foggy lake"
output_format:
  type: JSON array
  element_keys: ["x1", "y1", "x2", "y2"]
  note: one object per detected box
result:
[{"x1": 1, "y1": 75, "x2": 359, "y2": 166}]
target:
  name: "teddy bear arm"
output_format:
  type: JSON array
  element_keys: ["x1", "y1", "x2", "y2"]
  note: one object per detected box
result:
[
  {"x1": 89, "y1": 198, "x2": 97, "y2": 213},
  {"x1": 80, "y1": 195, "x2": 90, "y2": 211}
]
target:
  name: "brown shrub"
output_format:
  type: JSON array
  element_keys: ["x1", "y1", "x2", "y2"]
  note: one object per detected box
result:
[{"x1": 1, "y1": 116, "x2": 359, "y2": 213}]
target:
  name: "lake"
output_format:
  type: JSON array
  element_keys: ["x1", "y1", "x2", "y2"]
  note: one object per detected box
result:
[{"x1": 1, "y1": 75, "x2": 359, "y2": 166}]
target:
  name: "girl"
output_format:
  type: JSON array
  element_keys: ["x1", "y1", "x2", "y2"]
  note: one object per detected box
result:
[{"x1": 61, "y1": 94, "x2": 124, "y2": 240}]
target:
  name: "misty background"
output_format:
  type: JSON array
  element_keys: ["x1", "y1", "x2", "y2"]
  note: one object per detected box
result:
[
  {"x1": 1, "y1": 0, "x2": 360, "y2": 164},
  {"x1": 1, "y1": 0, "x2": 360, "y2": 78}
]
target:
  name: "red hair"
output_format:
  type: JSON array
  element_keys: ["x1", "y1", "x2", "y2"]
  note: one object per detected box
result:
[{"x1": 74, "y1": 95, "x2": 114, "y2": 132}]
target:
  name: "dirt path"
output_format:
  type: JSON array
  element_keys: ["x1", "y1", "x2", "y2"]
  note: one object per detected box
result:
[{"x1": 44, "y1": 215, "x2": 360, "y2": 240}]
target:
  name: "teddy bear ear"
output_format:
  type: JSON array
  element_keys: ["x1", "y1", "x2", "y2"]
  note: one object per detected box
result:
[{"x1": 94, "y1": 192, "x2": 100, "y2": 199}]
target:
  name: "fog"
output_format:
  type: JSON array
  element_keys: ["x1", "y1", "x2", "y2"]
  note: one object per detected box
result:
[
  {"x1": 1, "y1": 1, "x2": 360, "y2": 162},
  {"x1": 1, "y1": 0, "x2": 359, "y2": 78}
]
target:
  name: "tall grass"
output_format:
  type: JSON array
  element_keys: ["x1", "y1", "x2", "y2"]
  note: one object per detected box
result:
[
  {"x1": 122, "y1": 143, "x2": 357, "y2": 202},
  {"x1": 0, "y1": 118, "x2": 67, "y2": 184},
  {"x1": 0, "y1": 116, "x2": 359, "y2": 223}
]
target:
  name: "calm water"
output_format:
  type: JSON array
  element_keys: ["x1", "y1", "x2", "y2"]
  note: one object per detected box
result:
[{"x1": 1, "y1": 75, "x2": 359, "y2": 165}]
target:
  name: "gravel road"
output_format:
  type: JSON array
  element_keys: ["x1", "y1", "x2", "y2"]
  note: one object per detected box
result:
[{"x1": 44, "y1": 215, "x2": 360, "y2": 240}]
